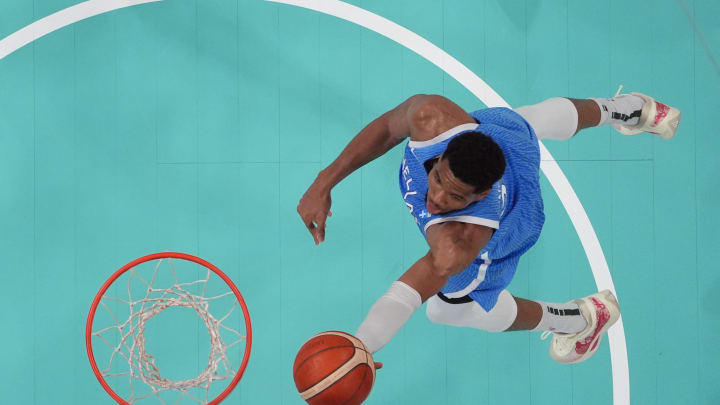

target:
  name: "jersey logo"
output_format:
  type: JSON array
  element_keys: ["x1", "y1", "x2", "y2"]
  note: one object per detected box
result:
[
  {"x1": 499, "y1": 183, "x2": 507, "y2": 216},
  {"x1": 401, "y1": 157, "x2": 432, "y2": 219},
  {"x1": 401, "y1": 158, "x2": 415, "y2": 214}
]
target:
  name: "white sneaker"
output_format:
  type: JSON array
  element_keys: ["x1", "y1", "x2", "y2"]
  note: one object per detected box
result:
[
  {"x1": 612, "y1": 85, "x2": 681, "y2": 139},
  {"x1": 541, "y1": 290, "x2": 621, "y2": 364}
]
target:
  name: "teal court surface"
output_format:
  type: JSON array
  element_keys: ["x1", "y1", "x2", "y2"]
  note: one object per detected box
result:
[{"x1": 1, "y1": 0, "x2": 718, "y2": 404}]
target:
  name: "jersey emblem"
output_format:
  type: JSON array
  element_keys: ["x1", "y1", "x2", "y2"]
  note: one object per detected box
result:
[
  {"x1": 499, "y1": 183, "x2": 507, "y2": 216},
  {"x1": 401, "y1": 158, "x2": 415, "y2": 214}
]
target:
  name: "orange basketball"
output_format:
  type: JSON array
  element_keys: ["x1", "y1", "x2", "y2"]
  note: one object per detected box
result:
[{"x1": 293, "y1": 331, "x2": 376, "y2": 405}]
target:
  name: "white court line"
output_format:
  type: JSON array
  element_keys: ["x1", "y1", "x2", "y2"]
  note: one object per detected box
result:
[
  {"x1": 266, "y1": 1, "x2": 630, "y2": 403},
  {"x1": 0, "y1": 0, "x2": 161, "y2": 60},
  {"x1": 0, "y1": 0, "x2": 629, "y2": 403}
]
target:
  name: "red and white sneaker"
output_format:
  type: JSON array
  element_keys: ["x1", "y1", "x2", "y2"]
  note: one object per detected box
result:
[
  {"x1": 541, "y1": 290, "x2": 621, "y2": 364},
  {"x1": 612, "y1": 85, "x2": 681, "y2": 139}
]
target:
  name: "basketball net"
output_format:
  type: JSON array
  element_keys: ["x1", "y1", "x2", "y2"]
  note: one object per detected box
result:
[{"x1": 90, "y1": 257, "x2": 247, "y2": 404}]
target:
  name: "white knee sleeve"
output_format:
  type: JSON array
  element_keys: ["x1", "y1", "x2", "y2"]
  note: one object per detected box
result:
[
  {"x1": 514, "y1": 97, "x2": 578, "y2": 141},
  {"x1": 425, "y1": 290, "x2": 517, "y2": 333}
]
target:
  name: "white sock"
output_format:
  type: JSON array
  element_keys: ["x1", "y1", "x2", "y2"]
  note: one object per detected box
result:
[
  {"x1": 591, "y1": 95, "x2": 645, "y2": 126},
  {"x1": 532, "y1": 301, "x2": 588, "y2": 334},
  {"x1": 354, "y1": 281, "x2": 422, "y2": 354}
]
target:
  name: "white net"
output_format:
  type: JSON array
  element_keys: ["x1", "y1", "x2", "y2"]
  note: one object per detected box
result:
[{"x1": 91, "y1": 258, "x2": 247, "y2": 404}]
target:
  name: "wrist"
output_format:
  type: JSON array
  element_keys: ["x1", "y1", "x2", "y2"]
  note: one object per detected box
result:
[{"x1": 315, "y1": 168, "x2": 336, "y2": 193}]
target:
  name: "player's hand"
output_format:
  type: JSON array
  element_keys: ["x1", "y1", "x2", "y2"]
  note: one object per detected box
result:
[{"x1": 297, "y1": 181, "x2": 333, "y2": 245}]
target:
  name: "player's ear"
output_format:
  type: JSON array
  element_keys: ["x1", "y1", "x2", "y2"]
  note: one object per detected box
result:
[{"x1": 474, "y1": 188, "x2": 491, "y2": 201}]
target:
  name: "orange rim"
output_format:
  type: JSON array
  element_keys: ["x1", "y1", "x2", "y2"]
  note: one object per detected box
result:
[{"x1": 85, "y1": 252, "x2": 252, "y2": 405}]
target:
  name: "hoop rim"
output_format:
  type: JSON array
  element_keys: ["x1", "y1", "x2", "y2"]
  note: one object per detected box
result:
[{"x1": 85, "y1": 252, "x2": 252, "y2": 405}]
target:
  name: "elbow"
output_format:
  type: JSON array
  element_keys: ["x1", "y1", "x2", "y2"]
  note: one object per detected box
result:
[
  {"x1": 406, "y1": 93, "x2": 429, "y2": 103},
  {"x1": 429, "y1": 248, "x2": 470, "y2": 279}
]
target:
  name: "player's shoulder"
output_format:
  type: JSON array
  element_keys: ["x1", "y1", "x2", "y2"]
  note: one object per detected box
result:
[{"x1": 407, "y1": 94, "x2": 476, "y2": 143}]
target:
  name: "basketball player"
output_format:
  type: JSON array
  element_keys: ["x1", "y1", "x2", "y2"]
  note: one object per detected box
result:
[{"x1": 297, "y1": 91, "x2": 680, "y2": 364}]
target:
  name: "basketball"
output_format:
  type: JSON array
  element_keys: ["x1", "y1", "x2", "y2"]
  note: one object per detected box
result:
[{"x1": 293, "y1": 331, "x2": 376, "y2": 405}]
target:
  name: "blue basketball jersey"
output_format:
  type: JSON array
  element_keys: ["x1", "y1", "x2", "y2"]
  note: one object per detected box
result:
[{"x1": 398, "y1": 107, "x2": 545, "y2": 311}]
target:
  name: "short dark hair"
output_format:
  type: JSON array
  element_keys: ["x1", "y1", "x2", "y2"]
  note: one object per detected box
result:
[{"x1": 442, "y1": 131, "x2": 506, "y2": 193}]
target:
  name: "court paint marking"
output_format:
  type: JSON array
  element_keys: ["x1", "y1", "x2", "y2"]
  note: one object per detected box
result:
[
  {"x1": 0, "y1": 0, "x2": 629, "y2": 403},
  {"x1": 0, "y1": 0, "x2": 161, "y2": 60},
  {"x1": 267, "y1": 1, "x2": 629, "y2": 403}
]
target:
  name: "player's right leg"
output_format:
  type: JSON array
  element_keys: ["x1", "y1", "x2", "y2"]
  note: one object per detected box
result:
[
  {"x1": 426, "y1": 290, "x2": 518, "y2": 332},
  {"x1": 427, "y1": 289, "x2": 620, "y2": 364},
  {"x1": 515, "y1": 90, "x2": 681, "y2": 140}
]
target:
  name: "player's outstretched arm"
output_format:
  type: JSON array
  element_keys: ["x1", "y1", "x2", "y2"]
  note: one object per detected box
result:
[
  {"x1": 297, "y1": 95, "x2": 429, "y2": 245},
  {"x1": 400, "y1": 221, "x2": 493, "y2": 301},
  {"x1": 354, "y1": 221, "x2": 492, "y2": 354}
]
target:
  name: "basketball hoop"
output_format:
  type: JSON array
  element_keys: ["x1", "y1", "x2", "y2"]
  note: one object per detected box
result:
[{"x1": 86, "y1": 252, "x2": 252, "y2": 405}]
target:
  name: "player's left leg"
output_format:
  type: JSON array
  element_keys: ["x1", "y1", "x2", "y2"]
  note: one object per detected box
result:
[{"x1": 515, "y1": 90, "x2": 681, "y2": 141}]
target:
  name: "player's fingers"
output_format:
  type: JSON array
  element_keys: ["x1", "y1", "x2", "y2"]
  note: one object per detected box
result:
[
  {"x1": 298, "y1": 209, "x2": 311, "y2": 227},
  {"x1": 301, "y1": 216, "x2": 320, "y2": 244},
  {"x1": 307, "y1": 226, "x2": 320, "y2": 245},
  {"x1": 315, "y1": 215, "x2": 328, "y2": 243},
  {"x1": 315, "y1": 212, "x2": 327, "y2": 228},
  {"x1": 374, "y1": 362, "x2": 383, "y2": 370},
  {"x1": 317, "y1": 224, "x2": 325, "y2": 243},
  {"x1": 303, "y1": 218, "x2": 315, "y2": 232},
  {"x1": 311, "y1": 229, "x2": 320, "y2": 245}
]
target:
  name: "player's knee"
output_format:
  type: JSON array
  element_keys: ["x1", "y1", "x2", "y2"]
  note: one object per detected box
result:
[
  {"x1": 480, "y1": 291, "x2": 518, "y2": 332},
  {"x1": 478, "y1": 307, "x2": 514, "y2": 332}
]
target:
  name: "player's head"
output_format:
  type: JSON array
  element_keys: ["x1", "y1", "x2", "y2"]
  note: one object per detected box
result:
[{"x1": 426, "y1": 131, "x2": 506, "y2": 215}]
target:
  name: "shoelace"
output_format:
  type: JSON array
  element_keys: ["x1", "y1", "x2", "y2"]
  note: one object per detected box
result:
[
  {"x1": 540, "y1": 330, "x2": 571, "y2": 340},
  {"x1": 541, "y1": 329, "x2": 577, "y2": 353},
  {"x1": 614, "y1": 84, "x2": 624, "y2": 98}
]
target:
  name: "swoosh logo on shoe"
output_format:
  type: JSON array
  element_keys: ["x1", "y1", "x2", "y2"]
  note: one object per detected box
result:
[
  {"x1": 575, "y1": 298, "x2": 611, "y2": 355},
  {"x1": 653, "y1": 102, "x2": 670, "y2": 127}
]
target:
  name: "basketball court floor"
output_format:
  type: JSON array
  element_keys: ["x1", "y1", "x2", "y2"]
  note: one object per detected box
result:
[{"x1": 1, "y1": 0, "x2": 718, "y2": 404}]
